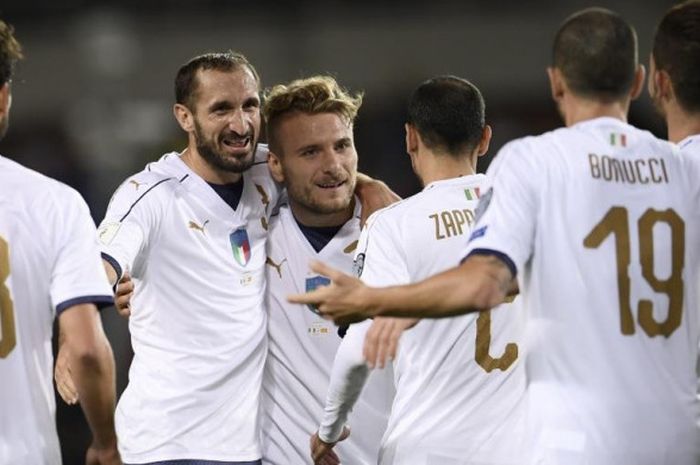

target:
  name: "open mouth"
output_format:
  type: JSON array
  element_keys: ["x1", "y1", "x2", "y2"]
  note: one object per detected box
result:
[
  {"x1": 222, "y1": 135, "x2": 251, "y2": 149},
  {"x1": 317, "y1": 180, "x2": 346, "y2": 189}
]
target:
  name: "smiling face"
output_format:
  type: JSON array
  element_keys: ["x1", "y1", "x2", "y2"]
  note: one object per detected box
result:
[
  {"x1": 269, "y1": 111, "x2": 358, "y2": 226},
  {"x1": 189, "y1": 67, "x2": 261, "y2": 174}
]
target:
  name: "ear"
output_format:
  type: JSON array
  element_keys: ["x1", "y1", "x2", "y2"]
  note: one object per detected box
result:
[
  {"x1": 547, "y1": 67, "x2": 565, "y2": 102},
  {"x1": 476, "y1": 124, "x2": 492, "y2": 158},
  {"x1": 267, "y1": 149, "x2": 285, "y2": 184},
  {"x1": 0, "y1": 83, "x2": 10, "y2": 120},
  {"x1": 405, "y1": 123, "x2": 419, "y2": 155},
  {"x1": 173, "y1": 103, "x2": 195, "y2": 133},
  {"x1": 629, "y1": 64, "x2": 646, "y2": 101}
]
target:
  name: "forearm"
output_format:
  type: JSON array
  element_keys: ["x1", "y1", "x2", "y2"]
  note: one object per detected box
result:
[
  {"x1": 372, "y1": 255, "x2": 514, "y2": 319},
  {"x1": 61, "y1": 304, "x2": 118, "y2": 448},
  {"x1": 319, "y1": 322, "x2": 371, "y2": 442},
  {"x1": 102, "y1": 259, "x2": 118, "y2": 288},
  {"x1": 71, "y1": 333, "x2": 118, "y2": 448}
]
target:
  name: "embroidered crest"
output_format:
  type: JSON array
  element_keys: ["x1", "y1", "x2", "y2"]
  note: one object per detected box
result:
[{"x1": 230, "y1": 228, "x2": 251, "y2": 266}]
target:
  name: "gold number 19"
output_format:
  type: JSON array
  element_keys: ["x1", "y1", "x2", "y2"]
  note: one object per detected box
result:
[{"x1": 583, "y1": 207, "x2": 684, "y2": 337}]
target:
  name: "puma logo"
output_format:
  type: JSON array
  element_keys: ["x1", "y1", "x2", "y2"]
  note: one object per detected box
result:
[
  {"x1": 343, "y1": 240, "x2": 358, "y2": 254},
  {"x1": 265, "y1": 256, "x2": 288, "y2": 278},
  {"x1": 129, "y1": 179, "x2": 145, "y2": 190},
  {"x1": 255, "y1": 184, "x2": 271, "y2": 210},
  {"x1": 188, "y1": 219, "x2": 210, "y2": 234}
]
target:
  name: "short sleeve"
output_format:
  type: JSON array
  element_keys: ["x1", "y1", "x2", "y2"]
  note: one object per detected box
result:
[
  {"x1": 354, "y1": 212, "x2": 411, "y2": 287},
  {"x1": 97, "y1": 175, "x2": 168, "y2": 279},
  {"x1": 464, "y1": 139, "x2": 540, "y2": 278},
  {"x1": 49, "y1": 187, "x2": 113, "y2": 313}
]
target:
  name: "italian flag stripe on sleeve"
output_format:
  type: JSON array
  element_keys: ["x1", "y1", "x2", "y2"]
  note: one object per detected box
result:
[{"x1": 464, "y1": 187, "x2": 481, "y2": 201}]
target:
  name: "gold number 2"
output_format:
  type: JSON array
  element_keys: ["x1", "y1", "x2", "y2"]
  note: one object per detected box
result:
[
  {"x1": 583, "y1": 207, "x2": 684, "y2": 337},
  {"x1": 475, "y1": 310, "x2": 519, "y2": 372},
  {"x1": 0, "y1": 236, "x2": 16, "y2": 357}
]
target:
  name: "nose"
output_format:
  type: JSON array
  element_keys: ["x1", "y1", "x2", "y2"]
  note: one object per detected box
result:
[
  {"x1": 227, "y1": 109, "x2": 247, "y2": 134},
  {"x1": 321, "y1": 149, "x2": 343, "y2": 173}
]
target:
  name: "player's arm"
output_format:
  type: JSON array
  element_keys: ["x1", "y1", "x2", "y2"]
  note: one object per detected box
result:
[
  {"x1": 354, "y1": 173, "x2": 400, "y2": 225},
  {"x1": 290, "y1": 254, "x2": 514, "y2": 324},
  {"x1": 58, "y1": 303, "x2": 121, "y2": 465},
  {"x1": 313, "y1": 321, "x2": 372, "y2": 463}
]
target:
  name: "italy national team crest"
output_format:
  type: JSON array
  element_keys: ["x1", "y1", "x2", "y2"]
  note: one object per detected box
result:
[
  {"x1": 229, "y1": 228, "x2": 251, "y2": 266},
  {"x1": 305, "y1": 275, "x2": 331, "y2": 315}
]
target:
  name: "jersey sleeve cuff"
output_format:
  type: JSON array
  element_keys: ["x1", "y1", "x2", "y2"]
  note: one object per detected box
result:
[
  {"x1": 56, "y1": 295, "x2": 114, "y2": 315},
  {"x1": 101, "y1": 252, "x2": 123, "y2": 287},
  {"x1": 462, "y1": 248, "x2": 518, "y2": 278}
]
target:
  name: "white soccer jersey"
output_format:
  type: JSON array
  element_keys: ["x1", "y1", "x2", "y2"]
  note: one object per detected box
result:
[
  {"x1": 679, "y1": 134, "x2": 700, "y2": 158},
  {"x1": 0, "y1": 155, "x2": 113, "y2": 465},
  {"x1": 466, "y1": 117, "x2": 700, "y2": 464},
  {"x1": 262, "y1": 199, "x2": 393, "y2": 465},
  {"x1": 98, "y1": 147, "x2": 279, "y2": 463},
  {"x1": 320, "y1": 175, "x2": 526, "y2": 465}
]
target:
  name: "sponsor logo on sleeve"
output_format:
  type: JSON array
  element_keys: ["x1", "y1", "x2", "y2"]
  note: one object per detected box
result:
[
  {"x1": 97, "y1": 222, "x2": 121, "y2": 245},
  {"x1": 468, "y1": 226, "x2": 488, "y2": 242}
]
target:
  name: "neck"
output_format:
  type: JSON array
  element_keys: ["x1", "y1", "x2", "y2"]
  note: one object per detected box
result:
[
  {"x1": 664, "y1": 105, "x2": 700, "y2": 144},
  {"x1": 181, "y1": 145, "x2": 242, "y2": 184},
  {"x1": 290, "y1": 198, "x2": 354, "y2": 228},
  {"x1": 562, "y1": 95, "x2": 630, "y2": 127},
  {"x1": 418, "y1": 151, "x2": 476, "y2": 186}
]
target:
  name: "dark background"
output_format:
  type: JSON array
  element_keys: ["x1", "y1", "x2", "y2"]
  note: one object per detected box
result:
[{"x1": 0, "y1": 1, "x2": 675, "y2": 463}]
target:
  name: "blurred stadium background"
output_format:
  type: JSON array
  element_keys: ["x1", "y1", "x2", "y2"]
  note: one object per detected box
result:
[{"x1": 0, "y1": 0, "x2": 675, "y2": 462}]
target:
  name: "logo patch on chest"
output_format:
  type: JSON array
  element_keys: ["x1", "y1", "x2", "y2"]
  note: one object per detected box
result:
[
  {"x1": 305, "y1": 275, "x2": 330, "y2": 315},
  {"x1": 230, "y1": 228, "x2": 252, "y2": 266}
]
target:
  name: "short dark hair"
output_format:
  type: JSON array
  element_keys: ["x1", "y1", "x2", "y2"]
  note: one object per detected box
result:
[
  {"x1": 407, "y1": 75, "x2": 485, "y2": 156},
  {"x1": 653, "y1": 0, "x2": 700, "y2": 113},
  {"x1": 552, "y1": 8, "x2": 637, "y2": 102},
  {"x1": 0, "y1": 19, "x2": 23, "y2": 86},
  {"x1": 174, "y1": 51, "x2": 260, "y2": 110}
]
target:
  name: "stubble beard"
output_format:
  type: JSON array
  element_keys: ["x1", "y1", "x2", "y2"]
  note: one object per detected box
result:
[{"x1": 194, "y1": 121, "x2": 257, "y2": 174}]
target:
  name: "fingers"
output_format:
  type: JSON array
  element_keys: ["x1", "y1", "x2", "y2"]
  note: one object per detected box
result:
[
  {"x1": 308, "y1": 260, "x2": 347, "y2": 283},
  {"x1": 115, "y1": 273, "x2": 134, "y2": 317},
  {"x1": 54, "y1": 349, "x2": 79, "y2": 404},
  {"x1": 55, "y1": 371, "x2": 79, "y2": 404}
]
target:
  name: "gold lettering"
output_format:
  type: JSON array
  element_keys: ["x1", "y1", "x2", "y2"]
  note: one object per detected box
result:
[
  {"x1": 463, "y1": 209, "x2": 475, "y2": 227},
  {"x1": 634, "y1": 159, "x2": 650, "y2": 184},
  {"x1": 442, "y1": 211, "x2": 457, "y2": 238},
  {"x1": 589, "y1": 153, "x2": 601, "y2": 179},
  {"x1": 452, "y1": 210, "x2": 466, "y2": 236},
  {"x1": 430, "y1": 213, "x2": 444, "y2": 240},
  {"x1": 649, "y1": 158, "x2": 663, "y2": 184}
]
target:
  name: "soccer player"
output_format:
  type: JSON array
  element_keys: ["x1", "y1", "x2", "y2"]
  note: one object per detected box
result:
[
  {"x1": 0, "y1": 19, "x2": 121, "y2": 465},
  {"x1": 292, "y1": 8, "x2": 700, "y2": 464},
  {"x1": 260, "y1": 75, "x2": 393, "y2": 465},
  {"x1": 59, "y1": 51, "x2": 397, "y2": 465},
  {"x1": 648, "y1": 0, "x2": 700, "y2": 155},
  {"x1": 310, "y1": 76, "x2": 525, "y2": 465}
]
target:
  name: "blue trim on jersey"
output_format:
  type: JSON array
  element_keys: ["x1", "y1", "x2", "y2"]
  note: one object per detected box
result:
[
  {"x1": 119, "y1": 177, "x2": 175, "y2": 222},
  {"x1": 101, "y1": 252, "x2": 122, "y2": 294},
  {"x1": 125, "y1": 460, "x2": 262, "y2": 465},
  {"x1": 295, "y1": 220, "x2": 343, "y2": 253},
  {"x1": 462, "y1": 248, "x2": 518, "y2": 278},
  {"x1": 56, "y1": 295, "x2": 114, "y2": 315}
]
